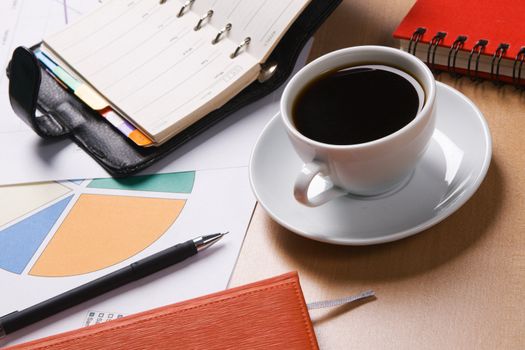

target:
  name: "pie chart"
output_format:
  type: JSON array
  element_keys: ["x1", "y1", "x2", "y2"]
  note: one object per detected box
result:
[{"x1": 0, "y1": 171, "x2": 195, "y2": 277}]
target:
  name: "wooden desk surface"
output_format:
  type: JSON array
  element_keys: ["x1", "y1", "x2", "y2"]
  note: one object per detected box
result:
[{"x1": 230, "y1": 0, "x2": 525, "y2": 349}]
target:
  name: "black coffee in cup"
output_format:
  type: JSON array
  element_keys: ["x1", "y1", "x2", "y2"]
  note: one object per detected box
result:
[{"x1": 292, "y1": 65, "x2": 422, "y2": 145}]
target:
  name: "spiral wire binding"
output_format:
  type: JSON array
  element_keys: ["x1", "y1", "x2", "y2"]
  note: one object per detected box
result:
[
  {"x1": 212, "y1": 23, "x2": 232, "y2": 44},
  {"x1": 446, "y1": 35, "x2": 467, "y2": 77},
  {"x1": 409, "y1": 27, "x2": 524, "y2": 87},
  {"x1": 426, "y1": 31, "x2": 446, "y2": 73},
  {"x1": 194, "y1": 9, "x2": 213, "y2": 31},
  {"x1": 489, "y1": 43, "x2": 509, "y2": 85},
  {"x1": 512, "y1": 47, "x2": 525, "y2": 89},
  {"x1": 467, "y1": 39, "x2": 488, "y2": 82},
  {"x1": 230, "y1": 37, "x2": 251, "y2": 58},
  {"x1": 177, "y1": 0, "x2": 195, "y2": 17},
  {"x1": 407, "y1": 27, "x2": 426, "y2": 56}
]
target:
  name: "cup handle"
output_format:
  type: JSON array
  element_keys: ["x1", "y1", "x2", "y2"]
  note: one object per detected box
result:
[{"x1": 294, "y1": 161, "x2": 347, "y2": 207}]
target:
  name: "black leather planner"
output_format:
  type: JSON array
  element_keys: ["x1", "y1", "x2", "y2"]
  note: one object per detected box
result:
[{"x1": 6, "y1": 0, "x2": 341, "y2": 176}]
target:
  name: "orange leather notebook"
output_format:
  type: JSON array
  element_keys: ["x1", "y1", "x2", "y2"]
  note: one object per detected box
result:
[{"x1": 6, "y1": 272, "x2": 318, "y2": 350}]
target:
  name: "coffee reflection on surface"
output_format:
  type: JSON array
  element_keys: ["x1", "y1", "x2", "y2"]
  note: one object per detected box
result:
[{"x1": 292, "y1": 66, "x2": 420, "y2": 145}]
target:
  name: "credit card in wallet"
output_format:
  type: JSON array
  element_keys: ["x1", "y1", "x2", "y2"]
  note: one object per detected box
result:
[{"x1": 34, "y1": 49, "x2": 153, "y2": 147}]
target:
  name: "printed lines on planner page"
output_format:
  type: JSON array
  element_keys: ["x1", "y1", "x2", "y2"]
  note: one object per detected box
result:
[{"x1": 42, "y1": 0, "x2": 311, "y2": 142}]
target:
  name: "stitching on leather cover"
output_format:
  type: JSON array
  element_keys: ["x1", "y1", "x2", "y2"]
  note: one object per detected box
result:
[
  {"x1": 291, "y1": 279, "x2": 318, "y2": 349},
  {"x1": 31, "y1": 278, "x2": 316, "y2": 349}
]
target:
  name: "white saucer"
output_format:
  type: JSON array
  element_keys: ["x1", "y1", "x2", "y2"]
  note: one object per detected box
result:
[{"x1": 249, "y1": 82, "x2": 492, "y2": 245}]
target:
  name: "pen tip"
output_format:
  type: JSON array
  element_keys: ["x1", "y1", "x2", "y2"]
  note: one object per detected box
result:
[{"x1": 194, "y1": 232, "x2": 228, "y2": 251}]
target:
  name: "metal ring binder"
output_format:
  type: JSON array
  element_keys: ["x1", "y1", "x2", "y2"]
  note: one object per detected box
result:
[
  {"x1": 194, "y1": 10, "x2": 214, "y2": 31},
  {"x1": 408, "y1": 27, "x2": 426, "y2": 56},
  {"x1": 512, "y1": 47, "x2": 525, "y2": 88},
  {"x1": 177, "y1": 0, "x2": 195, "y2": 17},
  {"x1": 447, "y1": 35, "x2": 467, "y2": 77},
  {"x1": 426, "y1": 31, "x2": 446, "y2": 72},
  {"x1": 490, "y1": 43, "x2": 509, "y2": 85},
  {"x1": 467, "y1": 39, "x2": 488, "y2": 82},
  {"x1": 258, "y1": 62, "x2": 278, "y2": 83},
  {"x1": 230, "y1": 37, "x2": 251, "y2": 58},
  {"x1": 212, "y1": 23, "x2": 232, "y2": 44}
]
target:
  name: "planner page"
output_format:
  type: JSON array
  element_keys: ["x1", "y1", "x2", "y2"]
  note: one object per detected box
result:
[{"x1": 42, "y1": 0, "x2": 310, "y2": 143}]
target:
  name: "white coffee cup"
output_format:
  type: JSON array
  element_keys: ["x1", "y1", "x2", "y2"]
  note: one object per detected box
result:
[{"x1": 281, "y1": 46, "x2": 436, "y2": 207}]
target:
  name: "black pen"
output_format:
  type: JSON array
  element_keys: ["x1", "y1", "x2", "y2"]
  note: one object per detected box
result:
[{"x1": 0, "y1": 232, "x2": 227, "y2": 338}]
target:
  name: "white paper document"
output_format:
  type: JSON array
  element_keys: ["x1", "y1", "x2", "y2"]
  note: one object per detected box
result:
[
  {"x1": 0, "y1": 167, "x2": 255, "y2": 346},
  {"x1": 0, "y1": 0, "x2": 311, "y2": 185}
]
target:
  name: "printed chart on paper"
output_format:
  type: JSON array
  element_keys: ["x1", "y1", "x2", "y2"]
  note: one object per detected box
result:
[
  {"x1": 0, "y1": 172, "x2": 194, "y2": 277},
  {"x1": 0, "y1": 167, "x2": 256, "y2": 346}
]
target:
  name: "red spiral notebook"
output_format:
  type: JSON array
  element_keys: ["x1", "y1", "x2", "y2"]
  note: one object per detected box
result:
[
  {"x1": 393, "y1": 0, "x2": 525, "y2": 86},
  {"x1": 5, "y1": 272, "x2": 318, "y2": 350}
]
